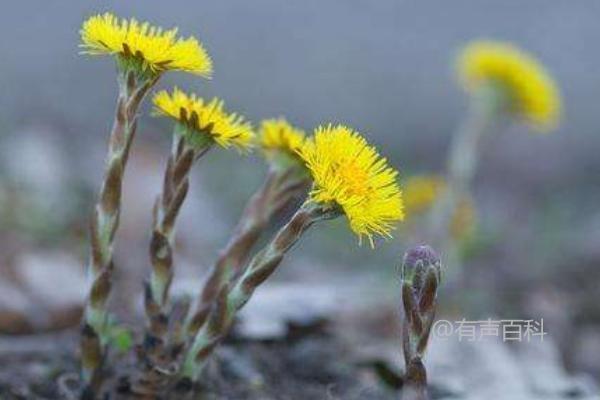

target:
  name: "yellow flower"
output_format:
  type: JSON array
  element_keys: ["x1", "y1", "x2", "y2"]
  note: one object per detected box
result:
[
  {"x1": 403, "y1": 174, "x2": 476, "y2": 240},
  {"x1": 299, "y1": 124, "x2": 404, "y2": 245},
  {"x1": 403, "y1": 175, "x2": 446, "y2": 216},
  {"x1": 258, "y1": 118, "x2": 306, "y2": 161},
  {"x1": 152, "y1": 88, "x2": 254, "y2": 151},
  {"x1": 449, "y1": 197, "x2": 476, "y2": 241},
  {"x1": 80, "y1": 12, "x2": 213, "y2": 77},
  {"x1": 457, "y1": 40, "x2": 561, "y2": 130}
]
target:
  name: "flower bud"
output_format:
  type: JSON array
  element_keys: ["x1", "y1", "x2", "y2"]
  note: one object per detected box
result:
[{"x1": 401, "y1": 245, "x2": 441, "y2": 291}]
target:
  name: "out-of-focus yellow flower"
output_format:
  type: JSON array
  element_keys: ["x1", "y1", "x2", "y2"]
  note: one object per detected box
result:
[
  {"x1": 299, "y1": 124, "x2": 404, "y2": 245},
  {"x1": 457, "y1": 40, "x2": 561, "y2": 131},
  {"x1": 403, "y1": 174, "x2": 476, "y2": 240},
  {"x1": 258, "y1": 118, "x2": 306, "y2": 162},
  {"x1": 153, "y1": 88, "x2": 254, "y2": 151},
  {"x1": 403, "y1": 175, "x2": 446, "y2": 216},
  {"x1": 80, "y1": 12, "x2": 213, "y2": 77},
  {"x1": 449, "y1": 197, "x2": 476, "y2": 241}
]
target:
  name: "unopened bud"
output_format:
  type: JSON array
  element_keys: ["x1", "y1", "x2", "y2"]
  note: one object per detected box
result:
[{"x1": 401, "y1": 245, "x2": 441, "y2": 291}]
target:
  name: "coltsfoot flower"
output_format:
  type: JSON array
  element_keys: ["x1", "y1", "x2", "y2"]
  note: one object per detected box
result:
[
  {"x1": 457, "y1": 40, "x2": 561, "y2": 130},
  {"x1": 80, "y1": 12, "x2": 213, "y2": 77},
  {"x1": 185, "y1": 128, "x2": 404, "y2": 377},
  {"x1": 299, "y1": 124, "x2": 404, "y2": 245},
  {"x1": 259, "y1": 118, "x2": 306, "y2": 164},
  {"x1": 153, "y1": 87, "x2": 254, "y2": 151},
  {"x1": 404, "y1": 175, "x2": 445, "y2": 216},
  {"x1": 404, "y1": 174, "x2": 476, "y2": 240},
  {"x1": 449, "y1": 196, "x2": 476, "y2": 241},
  {"x1": 79, "y1": 12, "x2": 211, "y2": 393}
]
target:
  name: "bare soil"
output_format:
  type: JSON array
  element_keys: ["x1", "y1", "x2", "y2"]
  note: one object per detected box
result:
[{"x1": 0, "y1": 327, "x2": 405, "y2": 400}]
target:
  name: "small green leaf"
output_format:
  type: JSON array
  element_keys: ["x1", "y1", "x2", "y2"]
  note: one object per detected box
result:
[{"x1": 111, "y1": 327, "x2": 134, "y2": 353}]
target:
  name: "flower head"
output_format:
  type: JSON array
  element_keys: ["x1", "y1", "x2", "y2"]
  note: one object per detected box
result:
[
  {"x1": 258, "y1": 118, "x2": 306, "y2": 164},
  {"x1": 80, "y1": 12, "x2": 213, "y2": 77},
  {"x1": 457, "y1": 40, "x2": 561, "y2": 131},
  {"x1": 403, "y1": 175, "x2": 446, "y2": 216},
  {"x1": 153, "y1": 88, "x2": 254, "y2": 151},
  {"x1": 449, "y1": 197, "x2": 476, "y2": 241},
  {"x1": 404, "y1": 174, "x2": 476, "y2": 240},
  {"x1": 299, "y1": 124, "x2": 404, "y2": 245}
]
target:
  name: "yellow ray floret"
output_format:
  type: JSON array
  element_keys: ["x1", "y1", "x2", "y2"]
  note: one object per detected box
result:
[
  {"x1": 153, "y1": 88, "x2": 254, "y2": 151},
  {"x1": 259, "y1": 118, "x2": 306, "y2": 160},
  {"x1": 299, "y1": 124, "x2": 404, "y2": 245},
  {"x1": 80, "y1": 12, "x2": 213, "y2": 77},
  {"x1": 457, "y1": 40, "x2": 561, "y2": 131}
]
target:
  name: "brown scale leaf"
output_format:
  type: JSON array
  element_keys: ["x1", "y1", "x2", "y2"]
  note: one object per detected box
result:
[
  {"x1": 149, "y1": 231, "x2": 173, "y2": 279},
  {"x1": 187, "y1": 306, "x2": 210, "y2": 336},
  {"x1": 144, "y1": 282, "x2": 161, "y2": 318},
  {"x1": 161, "y1": 179, "x2": 189, "y2": 234},
  {"x1": 418, "y1": 269, "x2": 438, "y2": 314},
  {"x1": 243, "y1": 254, "x2": 284, "y2": 292},
  {"x1": 90, "y1": 268, "x2": 112, "y2": 309},
  {"x1": 161, "y1": 156, "x2": 175, "y2": 208},
  {"x1": 195, "y1": 341, "x2": 218, "y2": 363},
  {"x1": 207, "y1": 284, "x2": 229, "y2": 337},
  {"x1": 172, "y1": 149, "x2": 195, "y2": 186},
  {"x1": 273, "y1": 210, "x2": 310, "y2": 252},
  {"x1": 89, "y1": 210, "x2": 103, "y2": 271},
  {"x1": 100, "y1": 159, "x2": 123, "y2": 215},
  {"x1": 80, "y1": 323, "x2": 102, "y2": 371}
]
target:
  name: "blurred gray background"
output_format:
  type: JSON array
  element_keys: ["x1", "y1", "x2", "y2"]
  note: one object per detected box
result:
[{"x1": 2, "y1": 0, "x2": 600, "y2": 154}]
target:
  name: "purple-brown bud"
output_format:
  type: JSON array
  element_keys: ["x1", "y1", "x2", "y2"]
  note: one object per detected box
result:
[{"x1": 401, "y1": 245, "x2": 441, "y2": 291}]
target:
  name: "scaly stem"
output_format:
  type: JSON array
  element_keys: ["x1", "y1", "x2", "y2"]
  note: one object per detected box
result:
[
  {"x1": 186, "y1": 167, "x2": 309, "y2": 336},
  {"x1": 401, "y1": 358, "x2": 429, "y2": 400},
  {"x1": 149, "y1": 138, "x2": 195, "y2": 310},
  {"x1": 183, "y1": 201, "x2": 338, "y2": 380},
  {"x1": 401, "y1": 281, "x2": 432, "y2": 400},
  {"x1": 80, "y1": 68, "x2": 158, "y2": 392},
  {"x1": 133, "y1": 134, "x2": 211, "y2": 396}
]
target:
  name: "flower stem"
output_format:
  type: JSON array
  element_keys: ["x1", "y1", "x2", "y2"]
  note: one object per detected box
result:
[
  {"x1": 428, "y1": 83, "x2": 503, "y2": 251},
  {"x1": 80, "y1": 69, "x2": 158, "y2": 391},
  {"x1": 183, "y1": 201, "x2": 335, "y2": 380},
  {"x1": 186, "y1": 168, "x2": 309, "y2": 336},
  {"x1": 133, "y1": 136, "x2": 211, "y2": 395},
  {"x1": 148, "y1": 137, "x2": 196, "y2": 310},
  {"x1": 401, "y1": 359, "x2": 429, "y2": 400}
]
